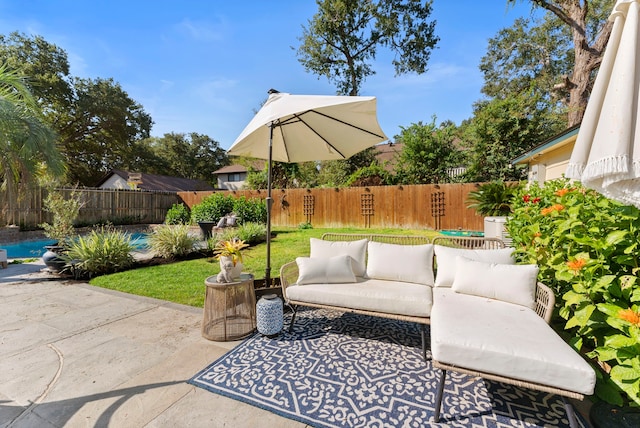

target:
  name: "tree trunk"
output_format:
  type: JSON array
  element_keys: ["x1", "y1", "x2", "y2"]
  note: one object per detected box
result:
[{"x1": 531, "y1": 0, "x2": 614, "y2": 127}]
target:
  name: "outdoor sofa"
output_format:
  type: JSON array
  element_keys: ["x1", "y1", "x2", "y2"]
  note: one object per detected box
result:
[
  {"x1": 280, "y1": 233, "x2": 506, "y2": 359},
  {"x1": 279, "y1": 233, "x2": 596, "y2": 428}
]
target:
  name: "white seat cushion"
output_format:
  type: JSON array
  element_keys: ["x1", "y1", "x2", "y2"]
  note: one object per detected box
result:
[
  {"x1": 366, "y1": 241, "x2": 434, "y2": 286},
  {"x1": 296, "y1": 255, "x2": 356, "y2": 284},
  {"x1": 285, "y1": 278, "x2": 433, "y2": 317},
  {"x1": 310, "y1": 238, "x2": 368, "y2": 276},
  {"x1": 434, "y1": 245, "x2": 515, "y2": 287},
  {"x1": 452, "y1": 257, "x2": 538, "y2": 309},
  {"x1": 431, "y1": 288, "x2": 595, "y2": 395}
]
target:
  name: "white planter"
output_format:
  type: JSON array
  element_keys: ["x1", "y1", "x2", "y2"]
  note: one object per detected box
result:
[
  {"x1": 0, "y1": 249, "x2": 7, "y2": 269},
  {"x1": 219, "y1": 256, "x2": 243, "y2": 281}
]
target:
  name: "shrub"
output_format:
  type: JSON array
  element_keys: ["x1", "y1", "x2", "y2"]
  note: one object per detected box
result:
[
  {"x1": 298, "y1": 221, "x2": 313, "y2": 230},
  {"x1": 40, "y1": 188, "x2": 84, "y2": 244},
  {"x1": 165, "y1": 203, "x2": 190, "y2": 225},
  {"x1": 213, "y1": 222, "x2": 267, "y2": 246},
  {"x1": 232, "y1": 196, "x2": 267, "y2": 224},
  {"x1": 507, "y1": 178, "x2": 640, "y2": 406},
  {"x1": 63, "y1": 226, "x2": 135, "y2": 278},
  {"x1": 346, "y1": 163, "x2": 396, "y2": 187},
  {"x1": 148, "y1": 224, "x2": 199, "y2": 259},
  {"x1": 191, "y1": 193, "x2": 235, "y2": 223},
  {"x1": 467, "y1": 181, "x2": 519, "y2": 216}
]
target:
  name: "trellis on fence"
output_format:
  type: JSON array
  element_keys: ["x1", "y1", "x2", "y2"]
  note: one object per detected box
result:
[{"x1": 177, "y1": 183, "x2": 487, "y2": 231}]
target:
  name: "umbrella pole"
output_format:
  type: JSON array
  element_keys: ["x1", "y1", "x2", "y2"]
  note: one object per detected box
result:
[{"x1": 265, "y1": 123, "x2": 274, "y2": 286}]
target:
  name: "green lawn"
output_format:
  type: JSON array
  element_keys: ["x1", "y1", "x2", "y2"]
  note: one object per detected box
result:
[{"x1": 89, "y1": 226, "x2": 439, "y2": 307}]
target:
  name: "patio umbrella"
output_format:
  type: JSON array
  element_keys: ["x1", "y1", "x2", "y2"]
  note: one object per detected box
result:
[
  {"x1": 566, "y1": 0, "x2": 640, "y2": 208},
  {"x1": 227, "y1": 90, "x2": 388, "y2": 284}
]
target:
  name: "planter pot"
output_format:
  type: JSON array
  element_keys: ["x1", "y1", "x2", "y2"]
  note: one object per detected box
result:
[
  {"x1": 42, "y1": 245, "x2": 67, "y2": 272},
  {"x1": 197, "y1": 222, "x2": 217, "y2": 240}
]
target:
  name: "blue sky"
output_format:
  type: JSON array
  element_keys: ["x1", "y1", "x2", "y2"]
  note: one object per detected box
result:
[{"x1": 0, "y1": 1, "x2": 537, "y2": 150}]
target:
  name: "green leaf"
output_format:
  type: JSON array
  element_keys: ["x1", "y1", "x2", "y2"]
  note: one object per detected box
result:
[
  {"x1": 593, "y1": 275, "x2": 617, "y2": 291},
  {"x1": 592, "y1": 346, "x2": 620, "y2": 362},
  {"x1": 598, "y1": 303, "x2": 626, "y2": 317},
  {"x1": 605, "y1": 334, "x2": 638, "y2": 348},
  {"x1": 605, "y1": 230, "x2": 629, "y2": 246},
  {"x1": 563, "y1": 290, "x2": 589, "y2": 306},
  {"x1": 565, "y1": 304, "x2": 595, "y2": 329},
  {"x1": 620, "y1": 275, "x2": 637, "y2": 290},
  {"x1": 610, "y1": 361, "x2": 640, "y2": 383},
  {"x1": 595, "y1": 378, "x2": 624, "y2": 406}
]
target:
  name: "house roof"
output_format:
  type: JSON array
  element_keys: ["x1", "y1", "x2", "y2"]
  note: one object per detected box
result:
[
  {"x1": 213, "y1": 162, "x2": 265, "y2": 175},
  {"x1": 95, "y1": 169, "x2": 215, "y2": 192},
  {"x1": 374, "y1": 142, "x2": 403, "y2": 171},
  {"x1": 511, "y1": 124, "x2": 580, "y2": 165}
]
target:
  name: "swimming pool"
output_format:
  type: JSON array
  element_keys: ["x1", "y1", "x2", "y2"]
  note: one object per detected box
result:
[
  {"x1": 440, "y1": 229, "x2": 484, "y2": 237},
  {"x1": 0, "y1": 232, "x2": 149, "y2": 259}
]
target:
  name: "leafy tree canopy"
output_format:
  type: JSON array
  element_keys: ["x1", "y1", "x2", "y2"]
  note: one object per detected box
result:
[
  {"x1": 139, "y1": 132, "x2": 229, "y2": 185},
  {"x1": 317, "y1": 147, "x2": 378, "y2": 187},
  {"x1": 62, "y1": 77, "x2": 153, "y2": 185},
  {"x1": 0, "y1": 32, "x2": 154, "y2": 185},
  {"x1": 394, "y1": 119, "x2": 462, "y2": 184},
  {"x1": 504, "y1": 0, "x2": 615, "y2": 125},
  {"x1": 464, "y1": 93, "x2": 565, "y2": 182},
  {"x1": 297, "y1": 0, "x2": 439, "y2": 95},
  {"x1": 0, "y1": 64, "x2": 63, "y2": 193}
]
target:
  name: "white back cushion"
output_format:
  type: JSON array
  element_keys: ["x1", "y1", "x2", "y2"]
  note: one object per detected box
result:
[
  {"x1": 451, "y1": 256, "x2": 539, "y2": 309},
  {"x1": 310, "y1": 238, "x2": 368, "y2": 276},
  {"x1": 434, "y1": 245, "x2": 515, "y2": 287},
  {"x1": 366, "y1": 241, "x2": 434, "y2": 286},
  {"x1": 296, "y1": 255, "x2": 356, "y2": 285}
]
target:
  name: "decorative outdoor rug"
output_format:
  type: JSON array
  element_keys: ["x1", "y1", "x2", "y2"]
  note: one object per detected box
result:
[{"x1": 190, "y1": 309, "x2": 588, "y2": 428}]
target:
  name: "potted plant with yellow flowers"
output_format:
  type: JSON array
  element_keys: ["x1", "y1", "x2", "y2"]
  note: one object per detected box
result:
[{"x1": 213, "y1": 238, "x2": 249, "y2": 281}]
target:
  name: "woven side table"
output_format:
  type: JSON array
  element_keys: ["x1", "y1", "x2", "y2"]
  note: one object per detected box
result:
[{"x1": 202, "y1": 273, "x2": 256, "y2": 341}]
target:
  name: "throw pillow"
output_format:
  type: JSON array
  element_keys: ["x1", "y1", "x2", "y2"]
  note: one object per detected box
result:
[
  {"x1": 296, "y1": 255, "x2": 357, "y2": 285},
  {"x1": 310, "y1": 238, "x2": 368, "y2": 277},
  {"x1": 365, "y1": 241, "x2": 434, "y2": 286},
  {"x1": 434, "y1": 245, "x2": 515, "y2": 287},
  {"x1": 451, "y1": 256, "x2": 539, "y2": 309}
]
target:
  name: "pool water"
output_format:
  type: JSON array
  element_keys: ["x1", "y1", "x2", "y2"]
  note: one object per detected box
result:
[
  {"x1": 440, "y1": 230, "x2": 484, "y2": 237},
  {"x1": 0, "y1": 232, "x2": 149, "y2": 259}
]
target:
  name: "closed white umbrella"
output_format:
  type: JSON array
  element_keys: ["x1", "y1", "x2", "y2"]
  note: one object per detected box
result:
[
  {"x1": 566, "y1": 0, "x2": 640, "y2": 207},
  {"x1": 228, "y1": 90, "x2": 388, "y2": 283}
]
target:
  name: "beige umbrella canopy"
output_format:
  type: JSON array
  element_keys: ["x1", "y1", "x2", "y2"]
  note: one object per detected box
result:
[
  {"x1": 566, "y1": 0, "x2": 640, "y2": 207},
  {"x1": 228, "y1": 90, "x2": 388, "y2": 283}
]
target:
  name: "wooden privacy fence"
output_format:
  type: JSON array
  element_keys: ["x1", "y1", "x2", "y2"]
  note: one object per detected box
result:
[
  {"x1": 1, "y1": 187, "x2": 180, "y2": 228},
  {"x1": 178, "y1": 183, "x2": 486, "y2": 231}
]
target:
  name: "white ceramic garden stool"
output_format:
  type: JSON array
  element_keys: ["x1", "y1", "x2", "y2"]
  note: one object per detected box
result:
[{"x1": 256, "y1": 294, "x2": 283, "y2": 337}]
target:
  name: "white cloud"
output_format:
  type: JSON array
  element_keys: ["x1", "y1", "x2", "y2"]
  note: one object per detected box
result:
[{"x1": 175, "y1": 18, "x2": 226, "y2": 42}]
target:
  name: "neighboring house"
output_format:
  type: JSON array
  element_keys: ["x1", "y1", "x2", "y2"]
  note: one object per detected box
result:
[
  {"x1": 374, "y1": 141, "x2": 466, "y2": 180},
  {"x1": 374, "y1": 142, "x2": 403, "y2": 171},
  {"x1": 96, "y1": 169, "x2": 215, "y2": 192},
  {"x1": 511, "y1": 125, "x2": 580, "y2": 185},
  {"x1": 213, "y1": 163, "x2": 265, "y2": 190}
]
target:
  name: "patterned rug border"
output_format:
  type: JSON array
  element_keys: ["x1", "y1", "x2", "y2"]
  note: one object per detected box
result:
[
  {"x1": 189, "y1": 309, "x2": 588, "y2": 428},
  {"x1": 190, "y1": 332, "x2": 320, "y2": 427}
]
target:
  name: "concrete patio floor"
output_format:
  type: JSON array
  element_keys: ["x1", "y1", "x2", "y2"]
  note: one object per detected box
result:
[{"x1": 0, "y1": 261, "x2": 305, "y2": 428}]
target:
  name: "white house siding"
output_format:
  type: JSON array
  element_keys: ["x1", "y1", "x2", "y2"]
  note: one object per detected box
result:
[{"x1": 100, "y1": 175, "x2": 129, "y2": 189}]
